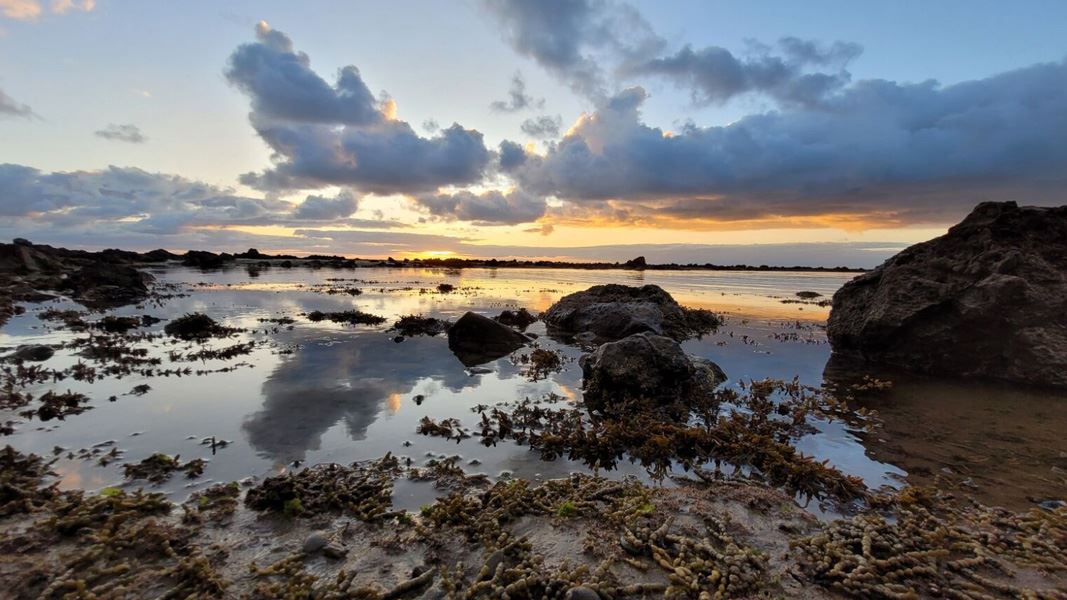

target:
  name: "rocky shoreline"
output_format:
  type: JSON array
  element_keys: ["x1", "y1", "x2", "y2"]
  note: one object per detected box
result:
[{"x1": 1, "y1": 209, "x2": 1066, "y2": 598}]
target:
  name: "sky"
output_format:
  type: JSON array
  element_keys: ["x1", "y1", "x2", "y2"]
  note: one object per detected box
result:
[{"x1": 1, "y1": 0, "x2": 1066, "y2": 267}]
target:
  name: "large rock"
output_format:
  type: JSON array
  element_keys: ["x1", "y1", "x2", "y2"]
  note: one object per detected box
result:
[
  {"x1": 579, "y1": 333, "x2": 726, "y2": 415},
  {"x1": 543, "y1": 284, "x2": 720, "y2": 343},
  {"x1": 62, "y1": 263, "x2": 154, "y2": 306},
  {"x1": 447, "y1": 312, "x2": 528, "y2": 367},
  {"x1": 827, "y1": 201, "x2": 1067, "y2": 387}
]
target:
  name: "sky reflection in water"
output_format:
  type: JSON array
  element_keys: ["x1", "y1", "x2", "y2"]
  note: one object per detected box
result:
[{"x1": 1, "y1": 265, "x2": 1064, "y2": 512}]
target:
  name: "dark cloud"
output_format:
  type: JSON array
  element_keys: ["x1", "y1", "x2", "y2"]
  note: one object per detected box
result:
[
  {"x1": 482, "y1": 0, "x2": 663, "y2": 100},
  {"x1": 0, "y1": 88, "x2": 35, "y2": 119},
  {"x1": 498, "y1": 140, "x2": 528, "y2": 171},
  {"x1": 490, "y1": 72, "x2": 545, "y2": 112},
  {"x1": 414, "y1": 189, "x2": 547, "y2": 225},
  {"x1": 510, "y1": 58, "x2": 1067, "y2": 223},
  {"x1": 520, "y1": 114, "x2": 562, "y2": 138},
  {"x1": 629, "y1": 37, "x2": 860, "y2": 107},
  {"x1": 291, "y1": 190, "x2": 358, "y2": 220},
  {"x1": 228, "y1": 23, "x2": 493, "y2": 194},
  {"x1": 226, "y1": 21, "x2": 381, "y2": 125},
  {"x1": 94, "y1": 123, "x2": 147, "y2": 143}
]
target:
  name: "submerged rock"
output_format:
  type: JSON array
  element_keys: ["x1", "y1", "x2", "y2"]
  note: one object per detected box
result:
[
  {"x1": 543, "y1": 284, "x2": 719, "y2": 343},
  {"x1": 827, "y1": 201, "x2": 1067, "y2": 388},
  {"x1": 447, "y1": 311, "x2": 528, "y2": 366},
  {"x1": 579, "y1": 332, "x2": 726, "y2": 415}
]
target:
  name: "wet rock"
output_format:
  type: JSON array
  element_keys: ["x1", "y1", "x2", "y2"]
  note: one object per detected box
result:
[
  {"x1": 5, "y1": 344, "x2": 54, "y2": 362},
  {"x1": 182, "y1": 250, "x2": 233, "y2": 270},
  {"x1": 447, "y1": 311, "x2": 528, "y2": 367},
  {"x1": 828, "y1": 202, "x2": 1067, "y2": 387},
  {"x1": 303, "y1": 532, "x2": 329, "y2": 553},
  {"x1": 493, "y1": 308, "x2": 538, "y2": 330},
  {"x1": 62, "y1": 263, "x2": 153, "y2": 306},
  {"x1": 579, "y1": 333, "x2": 726, "y2": 416},
  {"x1": 565, "y1": 587, "x2": 601, "y2": 600},
  {"x1": 543, "y1": 284, "x2": 720, "y2": 344}
]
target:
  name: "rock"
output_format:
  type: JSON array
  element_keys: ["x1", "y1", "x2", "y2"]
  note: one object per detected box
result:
[
  {"x1": 624, "y1": 256, "x2": 647, "y2": 269},
  {"x1": 543, "y1": 284, "x2": 720, "y2": 344},
  {"x1": 827, "y1": 202, "x2": 1067, "y2": 388},
  {"x1": 493, "y1": 308, "x2": 538, "y2": 330},
  {"x1": 6, "y1": 344, "x2": 54, "y2": 362},
  {"x1": 62, "y1": 263, "x2": 153, "y2": 306},
  {"x1": 448, "y1": 312, "x2": 528, "y2": 366},
  {"x1": 579, "y1": 333, "x2": 726, "y2": 415},
  {"x1": 565, "y1": 586, "x2": 601, "y2": 600},
  {"x1": 303, "y1": 532, "x2": 329, "y2": 553},
  {"x1": 182, "y1": 250, "x2": 232, "y2": 270}
]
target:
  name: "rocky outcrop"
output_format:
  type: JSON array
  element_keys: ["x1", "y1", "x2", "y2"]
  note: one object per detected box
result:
[
  {"x1": 447, "y1": 312, "x2": 529, "y2": 367},
  {"x1": 182, "y1": 250, "x2": 234, "y2": 270},
  {"x1": 543, "y1": 284, "x2": 720, "y2": 344},
  {"x1": 827, "y1": 201, "x2": 1067, "y2": 387},
  {"x1": 579, "y1": 333, "x2": 726, "y2": 416},
  {"x1": 0, "y1": 239, "x2": 157, "y2": 326}
]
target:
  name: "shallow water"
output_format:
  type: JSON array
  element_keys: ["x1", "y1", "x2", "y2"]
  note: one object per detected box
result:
[{"x1": 2, "y1": 265, "x2": 1063, "y2": 512}]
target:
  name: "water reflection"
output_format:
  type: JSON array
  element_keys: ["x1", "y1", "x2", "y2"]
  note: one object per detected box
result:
[
  {"x1": 244, "y1": 330, "x2": 472, "y2": 464},
  {"x1": 824, "y1": 356, "x2": 1067, "y2": 509}
]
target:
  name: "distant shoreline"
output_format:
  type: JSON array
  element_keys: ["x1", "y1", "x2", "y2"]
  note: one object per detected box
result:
[{"x1": 204, "y1": 248, "x2": 869, "y2": 273}]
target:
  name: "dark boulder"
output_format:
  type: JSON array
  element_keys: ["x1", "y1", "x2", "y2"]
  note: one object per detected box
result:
[
  {"x1": 543, "y1": 284, "x2": 720, "y2": 343},
  {"x1": 5, "y1": 344, "x2": 55, "y2": 362},
  {"x1": 579, "y1": 333, "x2": 726, "y2": 416},
  {"x1": 61, "y1": 263, "x2": 153, "y2": 306},
  {"x1": 447, "y1": 312, "x2": 528, "y2": 366},
  {"x1": 827, "y1": 201, "x2": 1067, "y2": 387},
  {"x1": 624, "y1": 256, "x2": 647, "y2": 269},
  {"x1": 182, "y1": 250, "x2": 233, "y2": 270}
]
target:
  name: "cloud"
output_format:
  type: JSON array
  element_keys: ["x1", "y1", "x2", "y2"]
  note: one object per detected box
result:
[
  {"x1": 0, "y1": 87, "x2": 34, "y2": 118},
  {"x1": 490, "y1": 72, "x2": 544, "y2": 112},
  {"x1": 49, "y1": 0, "x2": 93, "y2": 15},
  {"x1": 94, "y1": 123, "x2": 147, "y2": 143},
  {"x1": 414, "y1": 189, "x2": 547, "y2": 225},
  {"x1": 481, "y1": 0, "x2": 663, "y2": 100},
  {"x1": 509, "y1": 58, "x2": 1067, "y2": 225},
  {"x1": 483, "y1": 1, "x2": 861, "y2": 109},
  {"x1": 629, "y1": 37, "x2": 861, "y2": 107},
  {"x1": 0, "y1": 0, "x2": 93, "y2": 20},
  {"x1": 0, "y1": 0, "x2": 40, "y2": 19},
  {"x1": 0, "y1": 163, "x2": 385, "y2": 235},
  {"x1": 520, "y1": 114, "x2": 562, "y2": 138},
  {"x1": 291, "y1": 190, "x2": 358, "y2": 220},
  {"x1": 227, "y1": 22, "x2": 492, "y2": 194}
]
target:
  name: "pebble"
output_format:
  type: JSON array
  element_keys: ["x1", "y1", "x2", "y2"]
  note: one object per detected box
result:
[
  {"x1": 565, "y1": 586, "x2": 600, "y2": 600},
  {"x1": 303, "y1": 533, "x2": 329, "y2": 554}
]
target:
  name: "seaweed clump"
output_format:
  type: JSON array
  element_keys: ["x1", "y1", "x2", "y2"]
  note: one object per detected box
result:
[
  {"x1": 245, "y1": 455, "x2": 403, "y2": 521},
  {"x1": 391, "y1": 314, "x2": 452, "y2": 337},
  {"x1": 0, "y1": 445, "x2": 58, "y2": 516},
  {"x1": 494, "y1": 308, "x2": 538, "y2": 329},
  {"x1": 122, "y1": 453, "x2": 206, "y2": 483},
  {"x1": 456, "y1": 378, "x2": 868, "y2": 501},
  {"x1": 305, "y1": 310, "x2": 387, "y2": 325},
  {"x1": 792, "y1": 487, "x2": 1067, "y2": 598},
  {"x1": 163, "y1": 312, "x2": 239, "y2": 340}
]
